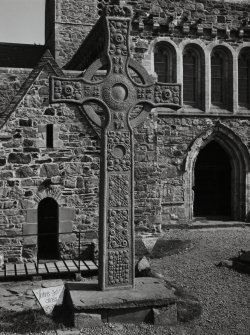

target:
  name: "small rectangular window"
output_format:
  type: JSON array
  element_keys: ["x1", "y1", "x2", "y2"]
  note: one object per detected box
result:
[{"x1": 46, "y1": 124, "x2": 53, "y2": 148}]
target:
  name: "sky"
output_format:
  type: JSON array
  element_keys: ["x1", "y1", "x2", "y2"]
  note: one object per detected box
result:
[{"x1": 0, "y1": 0, "x2": 45, "y2": 44}]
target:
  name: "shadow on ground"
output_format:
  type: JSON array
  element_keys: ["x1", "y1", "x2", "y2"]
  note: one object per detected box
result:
[
  {"x1": 218, "y1": 249, "x2": 250, "y2": 275},
  {"x1": 150, "y1": 239, "x2": 194, "y2": 259}
]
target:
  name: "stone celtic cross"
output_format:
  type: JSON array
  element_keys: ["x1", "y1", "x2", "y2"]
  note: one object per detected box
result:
[{"x1": 50, "y1": 4, "x2": 181, "y2": 290}]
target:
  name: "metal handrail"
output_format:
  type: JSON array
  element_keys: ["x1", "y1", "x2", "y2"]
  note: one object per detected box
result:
[{"x1": 0, "y1": 230, "x2": 95, "y2": 276}]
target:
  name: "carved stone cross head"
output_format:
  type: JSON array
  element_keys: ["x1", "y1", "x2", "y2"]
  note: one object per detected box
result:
[{"x1": 50, "y1": 4, "x2": 181, "y2": 290}]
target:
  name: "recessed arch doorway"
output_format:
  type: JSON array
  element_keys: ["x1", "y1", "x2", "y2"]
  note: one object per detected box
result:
[
  {"x1": 38, "y1": 197, "x2": 59, "y2": 260},
  {"x1": 184, "y1": 124, "x2": 250, "y2": 222},
  {"x1": 193, "y1": 141, "x2": 231, "y2": 218}
]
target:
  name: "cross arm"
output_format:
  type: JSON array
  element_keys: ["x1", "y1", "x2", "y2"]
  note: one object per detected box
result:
[
  {"x1": 50, "y1": 76, "x2": 103, "y2": 105},
  {"x1": 135, "y1": 82, "x2": 182, "y2": 109},
  {"x1": 128, "y1": 82, "x2": 182, "y2": 129}
]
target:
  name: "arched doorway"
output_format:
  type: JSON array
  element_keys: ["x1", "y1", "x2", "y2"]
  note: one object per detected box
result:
[
  {"x1": 38, "y1": 197, "x2": 59, "y2": 260},
  {"x1": 193, "y1": 141, "x2": 231, "y2": 218},
  {"x1": 185, "y1": 124, "x2": 250, "y2": 222}
]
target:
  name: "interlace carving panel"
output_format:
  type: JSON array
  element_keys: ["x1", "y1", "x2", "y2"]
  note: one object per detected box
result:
[
  {"x1": 109, "y1": 174, "x2": 129, "y2": 207},
  {"x1": 108, "y1": 209, "x2": 129, "y2": 249}
]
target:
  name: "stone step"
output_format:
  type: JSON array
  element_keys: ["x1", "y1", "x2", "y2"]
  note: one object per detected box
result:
[{"x1": 162, "y1": 220, "x2": 249, "y2": 230}]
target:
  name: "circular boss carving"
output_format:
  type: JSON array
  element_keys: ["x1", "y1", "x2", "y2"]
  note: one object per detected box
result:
[
  {"x1": 162, "y1": 89, "x2": 172, "y2": 100},
  {"x1": 113, "y1": 33, "x2": 124, "y2": 44},
  {"x1": 63, "y1": 85, "x2": 74, "y2": 96},
  {"x1": 102, "y1": 75, "x2": 136, "y2": 111},
  {"x1": 111, "y1": 84, "x2": 128, "y2": 102},
  {"x1": 113, "y1": 145, "x2": 126, "y2": 159}
]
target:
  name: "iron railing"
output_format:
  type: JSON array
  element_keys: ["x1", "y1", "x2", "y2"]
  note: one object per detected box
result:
[{"x1": 0, "y1": 230, "x2": 96, "y2": 276}]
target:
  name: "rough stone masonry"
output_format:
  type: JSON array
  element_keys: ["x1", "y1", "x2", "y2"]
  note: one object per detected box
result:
[{"x1": 0, "y1": 0, "x2": 250, "y2": 264}]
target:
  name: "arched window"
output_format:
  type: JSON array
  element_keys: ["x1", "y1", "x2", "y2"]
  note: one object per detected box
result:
[
  {"x1": 183, "y1": 45, "x2": 204, "y2": 109},
  {"x1": 238, "y1": 48, "x2": 250, "y2": 108},
  {"x1": 154, "y1": 42, "x2": 176, "y2": 83},
  {"x1": 211, "y1": 47, "x2": 233, "y2": 110}
]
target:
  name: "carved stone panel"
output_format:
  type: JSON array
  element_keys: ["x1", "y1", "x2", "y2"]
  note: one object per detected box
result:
[
  {"x1": 109, "y1": 174, "x2": 129, "y2": 207},
  {"x1": 108, "y1": 209, "x2": 129, "y2": 249},
  {"x1": 154, "y1": 85, "x2": 181, "y2": 105},
  {"x1": 107, "y1": 249, "x2": 130, "y2": 286},
  {"x1": 107, "y1": 131, "x2": 131, "y2": 171},
  {"x1": 53, "y1": 80, "x2": 83, "y2": 101},
  {"x1": 109, "y1": 19, "x2": 129, "y2": 57}
]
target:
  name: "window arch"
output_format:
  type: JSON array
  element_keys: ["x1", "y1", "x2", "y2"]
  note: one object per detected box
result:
[
  {"x1": 154, "y1": 42, "x2": 176, "y2": 83},
  {"x1": 211, "y1": 46, "x2": 233, "y2": 110},
  {"x1": 238, "y1": 48, "x2": 250, "y2": 108},
  {"x1": 183, "y1": 45, "x2": 205, "y2": 109}
]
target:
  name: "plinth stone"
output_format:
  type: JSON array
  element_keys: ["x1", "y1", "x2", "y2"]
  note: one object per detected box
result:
[{"x1": 64, "y1": 277, "x2": 178, "y2": 328}]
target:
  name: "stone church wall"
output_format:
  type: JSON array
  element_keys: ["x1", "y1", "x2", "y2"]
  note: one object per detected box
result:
[
  {"x1": 126, "y1": 0, "x2": 250, "y2": 234},
  {"x1": 51, "y1": 0, "x2": 250, "y2": 66},
  {"x1": 54, "y1": 0, "x2": 99, "y2": 67},
  {"x1": 1, "y1": 0, "x2": 250, "y2": 262},
  {"x1": 0, "y1": 68, "x2": 31, "y2": 113},
  {"x1": 0, "y1": 66, "x2": 100, "y2": 262},
  {"x1": 134, "y1": 115, "x2": 250, "y2": 235}
]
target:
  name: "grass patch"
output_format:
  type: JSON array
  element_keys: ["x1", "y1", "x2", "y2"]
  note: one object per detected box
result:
[{"x1": 0, "y1": 307, "x2": 71, "y2": 333}]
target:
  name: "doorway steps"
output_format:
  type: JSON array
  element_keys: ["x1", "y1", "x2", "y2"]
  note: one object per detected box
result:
[
  {"x1": 161, "y1": 219, "x2": 250, "y2": 230},
  {"x1": 0, "y1": 259, "x2": 98, "y2": 281},
  {"x1": 190, "y1": 219, "x2": 250, "y2": 229}
]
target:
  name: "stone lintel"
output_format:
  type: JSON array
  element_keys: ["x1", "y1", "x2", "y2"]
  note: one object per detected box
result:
[{"x1": 66, "y1": 277, "x2": 176, "y2": 311}]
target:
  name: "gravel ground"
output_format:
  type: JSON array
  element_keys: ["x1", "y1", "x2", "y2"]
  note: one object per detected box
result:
[
  {"x1": 78, "y1": 227, "x2": 250, "y2": 335},
  {"x1": 1, "y1": 227, "x2": 250, "y2": 335},
  {"x1": 151, "y1": 227, "x2": 250, "y2": 335}
]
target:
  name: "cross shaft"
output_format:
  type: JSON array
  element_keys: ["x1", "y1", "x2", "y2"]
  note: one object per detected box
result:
[{"x1": 50, "y1": 4, "x2": 181, "y2": 290}]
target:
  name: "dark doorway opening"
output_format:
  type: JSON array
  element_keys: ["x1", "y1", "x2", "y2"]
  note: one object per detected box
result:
[
  {"x1": 193, "y1": 141, "x2": 231, "y2": 219},
  {"x1": 38, "y1": 197, "x2": 59, "y2": 260}
]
